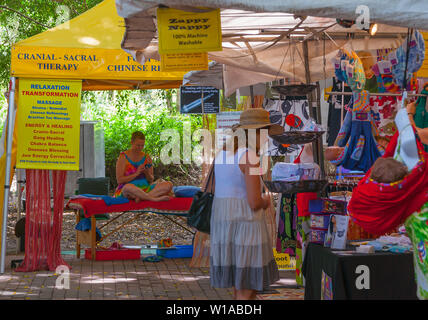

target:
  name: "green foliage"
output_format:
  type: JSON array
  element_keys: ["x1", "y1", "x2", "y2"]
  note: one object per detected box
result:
[
  {"x1": 81, "y1": 89, "x2": 203, "y2": 186},
  {"x1": 0, "y1": 0, "x2": 103, "y2": 90},
  {"x1": 0, "y1": 0, "x2": 103, "y2": 128}
]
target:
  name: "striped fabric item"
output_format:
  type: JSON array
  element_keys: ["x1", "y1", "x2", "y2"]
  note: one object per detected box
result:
[
  {"x1": 347, "y1": 51, "x2": 366, "y2": 92},
  {"x1": 333, "y1": 49, "x2": 366, "y2": 92},
  {"x1": 352, "y1": 90, "x2": 370, "y2": 112}
]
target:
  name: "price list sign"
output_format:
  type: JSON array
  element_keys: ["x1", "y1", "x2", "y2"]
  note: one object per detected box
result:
[{"x1": 16, "y1": 79, "x2": 81, "y2": 171}]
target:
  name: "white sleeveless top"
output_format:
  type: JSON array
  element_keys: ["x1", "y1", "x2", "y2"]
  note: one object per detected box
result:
[{"x1": 214, "y1": 148, "x2": 255, "y2": 199}]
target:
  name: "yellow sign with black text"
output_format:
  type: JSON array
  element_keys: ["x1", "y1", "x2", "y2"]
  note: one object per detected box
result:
[
  {"x1": 273, "y1": 249, "x2": 296, "y2": 270},
  {"x1": 157, "y1": 8, "x2": 222, "y2": 54},
  {"x1": 16, "y1": 79, "x2": 81, "y2": 171},
  {"x1": 161, "y1": 52, "x2": 209, "y2": 72},
  {"x1": 11, "y1": 46, "x2": 184, "y2": 81}
]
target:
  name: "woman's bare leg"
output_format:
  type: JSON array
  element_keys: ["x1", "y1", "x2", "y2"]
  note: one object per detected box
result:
[
  {"x1": 235, "y1": 289, "x2": 257, "y2": 300},
  {"x1": 148, "y1": 181, "x2": 173, "y2": 198},
  {"x1": 122, "y1": 184, "x2": 169, "y2": 202}
]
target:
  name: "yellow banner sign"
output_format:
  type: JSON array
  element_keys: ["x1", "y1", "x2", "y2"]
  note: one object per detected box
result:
[
  {"x1": 11, "y1": 46, "x2": 184, "y2": 80},
  {"x1": 273, "y1": 249, "x2": 296, "y2": 270},
  {"x1": 161, "y1": 52, "x2": 208, "y2": 72},
  {"x1": 16, "y1": 79, "x2": 82, "y2": 171},
  {"x1": 157, "y1": 8, "x2": 222, "y2": 54}
]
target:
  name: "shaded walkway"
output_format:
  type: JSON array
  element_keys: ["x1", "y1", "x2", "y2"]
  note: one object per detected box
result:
[{"x1": 0, "y1": 254, "x2": 304, "y2": 300}]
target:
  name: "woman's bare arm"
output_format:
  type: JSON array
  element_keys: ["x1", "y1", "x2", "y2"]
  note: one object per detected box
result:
[
  {"x1": 115, "y1": 153, "x2": 142, "y2": 184},
  {"x1": 144, "y1": 155, "x2": 155, "y2": 184},
  {"x1": 416, "y1": 127, "x2": 428, "y2": 145},
  {"x1": 239, "y1": 151, "x2": 270, "y2": 211},
  {"x1": 407, "y1": 102, "x2": 428, "y2": 144}
]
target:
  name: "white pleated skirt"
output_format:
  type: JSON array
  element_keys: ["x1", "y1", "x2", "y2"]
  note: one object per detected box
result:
[{"x1": 210, "y1": 197, "x2": 279, "y2": 291}]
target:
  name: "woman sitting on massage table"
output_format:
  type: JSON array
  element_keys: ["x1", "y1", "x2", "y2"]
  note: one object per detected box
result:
[{"x1": 114, "y1": 131, "x2": 173, "y2": 202}]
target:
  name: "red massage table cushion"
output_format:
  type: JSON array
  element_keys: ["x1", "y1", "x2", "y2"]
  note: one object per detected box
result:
[{"x1": 66, "y1": 197, "x2": 193, "y2": 218}]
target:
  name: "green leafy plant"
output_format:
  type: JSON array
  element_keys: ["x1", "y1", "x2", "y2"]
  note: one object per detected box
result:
[
  {"x1": 0, "y1": 3, "x2": 204, "y2": 188},
  {"x1": 81, "y1": 89, "x2": 203, "y2": 189}
]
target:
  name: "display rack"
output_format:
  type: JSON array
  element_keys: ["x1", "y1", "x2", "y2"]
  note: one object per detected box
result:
[
  {"x1": 263, "y1": 179, "x2": 329, "y2": 194},
  {"x1": 271, "y1": 84, "x2": 317, "y2": 96},
  {"x1": 270, "y1": 130, "x2": 325, "y2": 145}
]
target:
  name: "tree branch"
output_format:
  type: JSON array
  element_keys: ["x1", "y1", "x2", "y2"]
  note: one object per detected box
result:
[{"x1": 0, "y1": 5, "x2": 49, "y2": 29}]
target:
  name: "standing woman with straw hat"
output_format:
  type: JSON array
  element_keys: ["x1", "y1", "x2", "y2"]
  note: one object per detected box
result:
[{"x1": 210, "y1": 109, "x2": 282, "y2": 300}]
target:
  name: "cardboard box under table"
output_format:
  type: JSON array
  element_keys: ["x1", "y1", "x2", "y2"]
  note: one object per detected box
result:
[{"x1": 66, "y1": 197, "x2": 194, "y2": 261}]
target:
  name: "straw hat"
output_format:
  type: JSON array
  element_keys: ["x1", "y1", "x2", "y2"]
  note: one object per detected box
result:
[{"x1": 232, "y1": 108, "x2": 284, "y2": 136}]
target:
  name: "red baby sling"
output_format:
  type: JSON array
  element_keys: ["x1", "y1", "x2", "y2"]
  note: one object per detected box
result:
[{"x1": 348, "y1": 130, "x2": 428, "y2": 235}]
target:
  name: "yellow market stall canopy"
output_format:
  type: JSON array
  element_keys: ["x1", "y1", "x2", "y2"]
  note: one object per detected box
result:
[
  {"x1": 9, "y1": 0, "x2": 185, "y2": 91},
  {"x1": 11, "y1": 47, "x2": 176, "y2": 83}
]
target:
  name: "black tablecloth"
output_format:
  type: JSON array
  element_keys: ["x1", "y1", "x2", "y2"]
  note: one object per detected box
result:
[{"x1": 302, "y1": 242, "x2": 417, "y2": 300}]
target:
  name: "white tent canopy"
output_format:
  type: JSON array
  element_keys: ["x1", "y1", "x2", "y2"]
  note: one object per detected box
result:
[
  {"x1": 115, "y1": 0, "x2": 424, "y2": 95},
  {"x1": 115, "y1": 0, "x2": 428, "y2": 29}
]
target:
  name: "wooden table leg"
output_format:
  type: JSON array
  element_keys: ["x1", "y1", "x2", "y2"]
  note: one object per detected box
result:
[
  {"x1": 75, "y1": 210, "x2": 81, "y2": 259},
  {"x1": 91, "y1": 215, "x2": 96, "y2": 261}
]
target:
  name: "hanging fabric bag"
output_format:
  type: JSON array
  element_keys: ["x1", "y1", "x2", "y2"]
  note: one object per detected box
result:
[{"x1": 187, "y1": 161, "x2": 215, "y2": 234}]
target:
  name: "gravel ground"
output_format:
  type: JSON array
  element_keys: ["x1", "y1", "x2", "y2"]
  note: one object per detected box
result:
[{"x1": 6, "y1": 209, "x2": 194, "y2": 253}]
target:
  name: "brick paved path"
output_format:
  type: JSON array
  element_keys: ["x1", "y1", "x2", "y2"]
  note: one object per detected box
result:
[{"x1": 0, "y1": 254, "x2": 304, "y2": 300}]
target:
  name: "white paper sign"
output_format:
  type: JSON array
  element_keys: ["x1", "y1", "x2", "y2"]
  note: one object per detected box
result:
[{"x1": 324, "y1": 215, "x2": 349, "y2": 250}]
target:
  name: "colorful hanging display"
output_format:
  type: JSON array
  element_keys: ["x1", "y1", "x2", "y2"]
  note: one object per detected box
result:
[
  {"x1": 264, "y1": 97, "x2": 310, "y2": 156},
  {"x1": 372, "y1": 30, "x2": 425, "y2": 92},
  {"x1": 331, "y1": 90, "x2": 382, "y2": 172},
  {"x1": 276, "y1": 194, "x2": 297, "y2": 255},
  {"x1": 332, "y1": 49, "x2": 366, "y2": 93}
]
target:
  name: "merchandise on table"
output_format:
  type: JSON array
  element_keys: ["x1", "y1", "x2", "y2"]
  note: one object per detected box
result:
[
  {"x1": 310, "y1": 214, "x2": 330, "y2": 229},
  {"x1": 324, "y1": 215, "x2": 349, "y2": 250},
  {"x1": 308, "y1": 197, "x2": 349, "y2": 247},
  {"x1": 310, "y1": 229, "x2": 328, "y2": 244},
  {"x1": 309, "y1": 198, "x2": 348, "y2": 215}
]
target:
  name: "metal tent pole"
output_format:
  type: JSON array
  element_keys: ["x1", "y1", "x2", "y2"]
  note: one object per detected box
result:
[
  {"x1": 340, "y1": 83, "x2": 345, "y2": 126},
  {"x1": 326, "y1": 91, "x2": 425, "y2": 97},
  {"x1": 1, "y1": 77, "x2": 16, "y2": 274},
  {"x1": 303, "y1": 40, "x2": 322, "y2": 167}
]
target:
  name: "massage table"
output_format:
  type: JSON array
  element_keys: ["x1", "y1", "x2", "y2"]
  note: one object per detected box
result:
[{"x1": 66, "y1": 197, "x2": 194, "y2": 260}]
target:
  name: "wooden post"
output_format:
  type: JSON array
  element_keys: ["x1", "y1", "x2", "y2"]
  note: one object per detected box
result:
[
  {"x1": 316, "y1": 82, "x2": 326, "y2": 179},
  {"x1": 91, "y1": 215, "x2": 96, "y2": 261},
  {"x1": 302, "y1": 40, "x2": 321, "y2": 166},
  {"x1": 75, "y1": 210, "x2": 81, "y2": 259}
]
